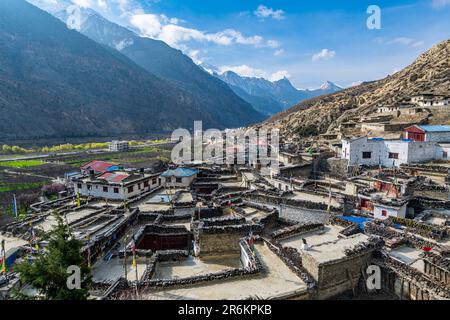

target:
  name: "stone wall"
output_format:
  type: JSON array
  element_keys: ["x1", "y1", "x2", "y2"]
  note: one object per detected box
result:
[
  {"x1": 198, "y1": 232, "x2": 244, "y2": 255},
  {"x1": 373, "y1": 251, "x2": 450, "y2": 300},
  {"x1": 104, "y1": 240, "x2": 265, "y2": 299},
  {"x1": 243, "y1": 192, "x2": 341, "y2": 212},
  {"x1": 270, "y1": 223, "x2": 324, "y2": 241}
]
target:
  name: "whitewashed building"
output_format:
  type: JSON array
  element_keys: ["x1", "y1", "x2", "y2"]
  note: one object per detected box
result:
[
  {"x1": 74, "y1": 171, "x2": 159, "y2": 200},
  {"x1": 411, "y1": 93, "x2": 449, "y2": 107},
  {"x1": 341, "y1": 137, "x2": 444, "y2": 168},
  {"x1": 373, "y1": 202, "x2": 407, "y2": 220},
  {"x1": 159, "y1": 168, "x2": 199, "y2": 187},
  {"x1": 405, "y1": 125, "x2": 450, "y2": 143},
  {"x1": 109, "y1": 140, "x2": 130, "y2": 152}
]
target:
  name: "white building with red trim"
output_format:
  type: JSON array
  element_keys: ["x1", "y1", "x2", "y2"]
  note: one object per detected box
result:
[
  {"x1": 404, "y1": 125, "x2": 450, "y2": 143},
  {"x1": 74, "y1": 171, "x2": 160, "y2": 200}
]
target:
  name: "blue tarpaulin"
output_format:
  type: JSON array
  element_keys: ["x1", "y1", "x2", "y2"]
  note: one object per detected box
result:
[{"x1": 337, "y1": 216, "x2": 373, "y2": 231}]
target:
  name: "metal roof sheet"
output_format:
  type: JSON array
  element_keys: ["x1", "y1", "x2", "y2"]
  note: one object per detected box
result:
[
  {"x1": 161, "y1": 168, "x2": 199, "y2": 177},
  {"x1": 417, "y1": 125, "x2": 450, "y2": 132}
]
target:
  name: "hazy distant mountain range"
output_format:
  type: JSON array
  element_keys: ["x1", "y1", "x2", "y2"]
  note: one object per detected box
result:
[
  {"x1": 200, "y1": 63, "x2": 342, "y2": 116},
  {"x1": 0, "y1": 0, "x2": 263, "y2": 139},
  {"x1": 0, "y1": 0, "x2": 342, "y2": 140}
]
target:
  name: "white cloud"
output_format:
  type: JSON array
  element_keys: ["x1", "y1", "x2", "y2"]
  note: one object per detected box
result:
[
  {"x1": 219, "y1": 65, "x2": 289, "y2": 82},
  {"x1": 312, "y1": 49, "x2": 336, "y2": 62},
  {"x1": 130, "y1": 14, "x2": 162, "y2": 37},
  {"x1": 266, "y1": 40, "x2": 280, "y2": 48},
  {"x1": 53, "y1": 0, "x2": 284, "y2": 64},
  {"x1": 131, "y1": 14, "x2": 277, "y2": 50},
  {"x1": 97, "y1": 0, "x2": 107, "y2": 10},
  {"x1": 254, "y1": 5, "x2": 285, "y2": 20},
  {"x1": 274, "y1": 49, "x2": 284, "y2": 56},
  {"x1": 387, "y1": 37, "x2": 424, "y2": 48},
  {"x1": 219, "y1": 65, "x2": 267, "y2": 78},
  {"x1": 269, "y1": 70, "x2": 290, "y2": 81},
  {"x1": 187, "y1": 49, "x2": 202, "y2": 64},
  {"x1": 431, "y1": 0, "x2": 450, "y2": 8},
  {"x1": 72, "y1": 0, "x2": 92, "y2": 7}
]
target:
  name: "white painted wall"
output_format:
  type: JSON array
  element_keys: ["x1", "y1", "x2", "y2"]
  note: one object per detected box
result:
[
  {"x1": 266, "y1": 177, "x2": 294, "y2": 191},
  {"x1": 342, "y1": 137, "x2": 439, "y2": 168},
  {"x1": 425, "y1": 131, "x2": 450, "y2": 143},
  {"x1": 373, "y1": 203, "x2": 407, "y2": 220},
  {"x1": 75, "y1": 177, "x2": 160, "y2": 200},
  {"x1": 160, "y1": 175, "x2": 197, "y2": 187}
]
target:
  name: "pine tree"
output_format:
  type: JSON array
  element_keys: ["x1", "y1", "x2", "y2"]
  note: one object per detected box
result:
[{"x1": 15, "y1": 213, "x2": 92, "y2": 300}]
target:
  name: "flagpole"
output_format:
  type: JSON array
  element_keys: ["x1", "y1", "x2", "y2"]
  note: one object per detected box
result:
[
  {"x1": 132, "y1": 237, "x2": 138, "y2": 298},
  {"x1": 13, "y1": 194, "x2": 18, "y2": 218},
  {"x1": 123, "y1": 236, "x2": 128, "y2": 281},
  {"x1": 1, "y1": 239, "x2": 6, "y2": 273}
]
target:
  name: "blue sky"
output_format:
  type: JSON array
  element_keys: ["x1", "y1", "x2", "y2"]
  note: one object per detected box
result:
[{"x1": 69, "y1": 0, "x2": 450, "y2": 88}]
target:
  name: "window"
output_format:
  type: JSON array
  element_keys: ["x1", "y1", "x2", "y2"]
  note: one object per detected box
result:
[
  {"x1": 152, "y1": 178, "x2": 157, "y2": 184},
  {"x1": 113, "y1": 188, "x2": 119, "y2": 194},
  {"x1": 176, "y1": 177, "x2": 182, "y2": 183},
  {"x1": 128, "y1": 186, "x2": 134, "y2": 193},
  {"x1": 444, "y1": 151, "x2": 448, "y2": 159},
  {"x1": 103, "y1": 186, "x2": 108, "y2": 193},
  {"x1": 87, "y1": 185, "x2": 92, "y2": 190},
  {"x1": 77, "y1": 183, "x2": 82, "y2": 189},
  {"x1": 388, "y1": 152, "x2": 399, "y2": 159},
  {"x1": 144, "y1": 180, "x2": 149, "y2": 187},
  {"x1": 362, "y1": 152, "x2": 372, "y2": 159},
  {"x1": 381, "y1": 210, "x2": 387, "y2": 217}
]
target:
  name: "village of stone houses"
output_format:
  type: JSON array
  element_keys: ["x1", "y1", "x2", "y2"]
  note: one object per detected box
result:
[
  {"x1": 1, "y1": 91, "x2": 450, "y2": 301},
  {"x1": 2, "y1": 0, "x2": 450, "y2": 303}
]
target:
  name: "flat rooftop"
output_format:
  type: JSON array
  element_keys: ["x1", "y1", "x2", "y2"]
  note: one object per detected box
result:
[
  {"x1": 280, "y1": 225, "x2": 370, "y2": 264},
  {"x1": 238, "y1": 206, "x2": 272, "y2": 223},
  {"x1": 141, "y1": 242, "x2": 308, "y2": 300},
  {"x1": 0, "y1": 234, "x2": 27, "y2": 253},
  {"x1": 152, "y1": 254, "x2": 241, "y2": 280},
  {"x1": 36, "y1": 207, "x2": 103, "y2": 232},
  {"x1": 388, "y1": 246, "x2": 424, "y2": 272},
  {"x1": 92, "y1": 256, "x2": 148, "y2": 283},
  {"x1": 288, "y1": 191, "x2": 341, "y2": 208}
]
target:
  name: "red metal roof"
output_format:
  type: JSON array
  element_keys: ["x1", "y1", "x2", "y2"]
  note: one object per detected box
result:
[
  {"x1": 81, "y1": 160, "x2": 116, "y2": 173},
  {"x1": 98, "y1": 172, "x2": 129, "y2": 183},
  {"x1": 110, "y1": 174, "x2": 129, "y2": 182}
]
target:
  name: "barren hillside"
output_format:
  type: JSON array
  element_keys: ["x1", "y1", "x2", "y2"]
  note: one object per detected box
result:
[{"x1": 266, "y1": 39, "x2": 450, "y2": 138}]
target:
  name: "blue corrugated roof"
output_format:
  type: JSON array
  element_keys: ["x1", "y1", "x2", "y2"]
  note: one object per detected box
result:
[
  {"x1": 418, "y1": 125, "x2": 450, "y2": 132},
  {"x1": 161, "y1": 168, "x2": 199, "y2": 177}
]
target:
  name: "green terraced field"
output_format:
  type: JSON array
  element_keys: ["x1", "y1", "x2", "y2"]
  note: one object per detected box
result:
[{"x1": 0, "y1": 160, "x2": 46, "y2": 168}]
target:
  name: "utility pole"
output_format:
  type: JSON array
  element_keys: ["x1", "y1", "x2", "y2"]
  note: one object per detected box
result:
[
  {"x1": 327, "y1": 182, "x2": 332, "y2": 213},
  {"x1": 123, "y1": 235, "x2": 128, "y2": 281}
]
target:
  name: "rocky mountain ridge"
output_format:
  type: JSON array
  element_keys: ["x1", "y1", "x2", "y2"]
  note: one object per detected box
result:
[{"x1": 266, "y1": 40, "x2": 450, "y2": 138}]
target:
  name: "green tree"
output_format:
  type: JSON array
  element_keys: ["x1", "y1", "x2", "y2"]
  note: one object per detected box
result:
[
  {"x1": 2, "y1": 144, "x2": 12, "y2": 153},
  {"x1": 15, "y1": 213, "x2": 91, "y2": 300}
]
